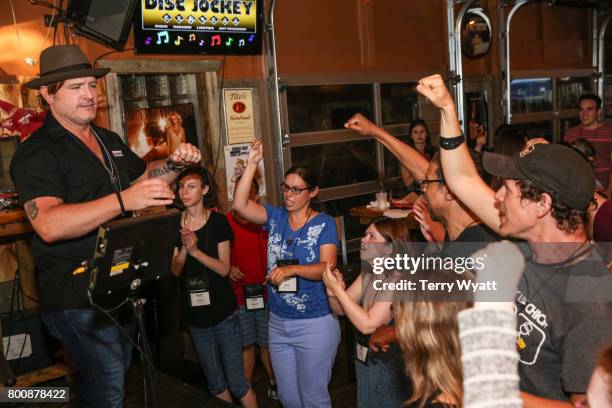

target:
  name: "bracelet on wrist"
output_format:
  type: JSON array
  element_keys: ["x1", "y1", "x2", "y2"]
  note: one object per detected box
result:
[
  {"x1": 167, "y1": 157, "x2": 186, "y2": 173},
  {"x1": 115, "y1": 191, "x2": 126, "y2": 216},
  {"x1": 439, "y1": 135, "x2": 465, "y2": 150}
]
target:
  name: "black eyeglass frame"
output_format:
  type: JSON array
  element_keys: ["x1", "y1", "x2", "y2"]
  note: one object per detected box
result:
[{"x1": 280, "y1": 183, "x2": 312, "y2": 195}]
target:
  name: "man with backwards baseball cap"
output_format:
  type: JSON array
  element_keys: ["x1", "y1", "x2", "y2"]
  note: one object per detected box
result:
[
  {"x1": 411, "y1": 74, "x2": 612, "y2": 407},
  {"x1": 10, "y1": 45, "x2": 201, "y2": 407}
]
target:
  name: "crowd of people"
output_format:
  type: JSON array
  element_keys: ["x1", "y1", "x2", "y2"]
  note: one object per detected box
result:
[{"x1": 9, "y1": 44, "x2": 612, "y2": 408}]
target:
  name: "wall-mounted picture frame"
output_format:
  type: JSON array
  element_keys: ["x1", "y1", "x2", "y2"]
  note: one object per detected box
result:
[{"x1": 125, "y1": 103, "x2": 198, "y2": 162}]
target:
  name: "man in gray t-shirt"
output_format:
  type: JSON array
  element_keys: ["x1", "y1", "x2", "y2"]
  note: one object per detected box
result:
[{"x1": 515, "y1": 248, "x2": 612, "y2": 400}]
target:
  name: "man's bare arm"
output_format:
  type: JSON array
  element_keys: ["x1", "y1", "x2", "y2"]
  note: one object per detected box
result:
[
  {"x1": 26, "y1": 178, "x2": 175, "y2": 243},
  {"x1": 345, "y1": 113, "x2": 429, "y2": 180},
  {"x1": 415, "y1": 75, "x2": 500, "y2": 233}
]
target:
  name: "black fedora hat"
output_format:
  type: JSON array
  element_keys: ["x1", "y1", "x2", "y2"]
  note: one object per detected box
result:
[{"x1": 25, "y1": 45, "x2": 110, "y2": 89}]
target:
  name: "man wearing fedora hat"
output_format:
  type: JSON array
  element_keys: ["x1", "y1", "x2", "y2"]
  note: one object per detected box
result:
[
  {"x1": 414, "y1": 74, "x2": 612, "y2": 408},
  {"x1": 10, "y1": 45, "x2": 202, "y2": 408}
]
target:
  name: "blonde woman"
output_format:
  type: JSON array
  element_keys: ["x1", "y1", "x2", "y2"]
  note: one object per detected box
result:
[
  {"x1": 165, "y1": 111, "x2": 186, "y2": 155},
  {"x1": 393, "y1": 268, "x2": 472, "y2": 408}
]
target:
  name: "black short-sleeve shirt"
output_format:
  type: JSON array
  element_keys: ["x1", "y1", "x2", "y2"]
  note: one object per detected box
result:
[
  {"x1": 10, "y1": 114, "x2": 147, "y2": 311},
  {"x1": 174, "y1": 211, "x2": 237, "y2": 328}
]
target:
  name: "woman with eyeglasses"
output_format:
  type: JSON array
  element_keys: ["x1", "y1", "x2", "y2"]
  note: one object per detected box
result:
[
  {"x1": 323, "y1": 217, "x2": 413, "y2": 408},
  {"x1": 232, "y1": 140, "x2": 340, "y2": 408}
]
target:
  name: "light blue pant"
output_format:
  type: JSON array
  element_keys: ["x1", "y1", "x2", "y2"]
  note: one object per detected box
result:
[{"x1": 268, "y1": 313, "x2": 340, "y2": 408}]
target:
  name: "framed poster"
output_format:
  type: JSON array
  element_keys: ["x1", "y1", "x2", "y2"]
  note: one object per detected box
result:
[
  {"x1": 223, "y1": 88, "x2": 256, "y2": 144},
  {"x1": 125, "y1": 103, "x2": 198, "y2": 162},
  {"x1": 224, "y1": 143, "x2": 266, "y2": 201}
]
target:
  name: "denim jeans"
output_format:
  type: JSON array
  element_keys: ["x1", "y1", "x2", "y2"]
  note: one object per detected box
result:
[
  {"x1": 189, "y1": 312, "x2": 250, "y2": 398},
  {"x1": 41, "y1": 307, "x2": 133, "y2": 408}
]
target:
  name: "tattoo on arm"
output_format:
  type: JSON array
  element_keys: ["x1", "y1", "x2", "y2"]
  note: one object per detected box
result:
[
  {"x1": 25, "y1": 200, "x2": 39, "y2": 221},
  {"x1": 149, "y1": 163, "x2": 171, "y2": 178}
]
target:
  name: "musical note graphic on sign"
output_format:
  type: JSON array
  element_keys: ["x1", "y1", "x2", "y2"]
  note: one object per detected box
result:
[
  {"x1": 189, "y1": 34, "x2": 196, "y2": 42},
  {"x1": 199, "y1": 40, "x2": 205, "y2": 46},
  {"x1": 174, "y1": 35, "x2": 184, "y2": 45},
  {"x1": 145, "y1": 37, "x2": 152, "y2": 45},
  {"x1": 225, "y1": 37, "x2": 234, "y2": 46},
  {"x1": 248, "y1": 34, "x2": 255, "y2": 42},
  {"x1": 238, "y1": 39, "x2": 245, "y2": 47},
  {"x1": 156, "y1": 31, "x2": 169, "y2": 44},
  {"x1": 211, "y1": 35, "x2": 221, "y2": 46}
]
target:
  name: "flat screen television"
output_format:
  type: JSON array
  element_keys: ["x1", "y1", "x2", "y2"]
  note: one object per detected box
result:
[{"x1": 134, "y1": 0, "x2": 263, "y2": 55}]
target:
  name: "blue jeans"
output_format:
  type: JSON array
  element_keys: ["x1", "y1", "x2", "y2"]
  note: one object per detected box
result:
[
  {"x1": 41, "y1": 308, "x2": 133, "y2": 408},
  {"x1": 189, "y1": 312, "x2": 251, "y2": 398},
  {"x1": 268, "y1": 313, "x2": 340, "y2": 408}
]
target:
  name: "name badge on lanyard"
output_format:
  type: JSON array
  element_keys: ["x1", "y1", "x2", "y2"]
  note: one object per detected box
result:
[
  {"x1": 275, "y1": 259, "x2": 299, "y2": 293},
  {"x1": 186, "y1": 277, "x2": 211, "y2": 307},
  {"x1": 244, "y1": 284, "x2": 265, "y2": 311}
]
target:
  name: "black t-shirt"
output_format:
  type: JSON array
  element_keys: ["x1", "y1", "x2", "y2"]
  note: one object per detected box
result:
[
  {"x1": 516, "y1": 245, "x2": 612, "y2": 400},
  {"x1": 10, "y1": 115, "x2": 147, "y2": 311},
  {"x1": 175, "y1": 211, "x2": 237, "y2": 328},
  {"x1": 441, "y1": 222, "x2": 499, "y2": 259}
]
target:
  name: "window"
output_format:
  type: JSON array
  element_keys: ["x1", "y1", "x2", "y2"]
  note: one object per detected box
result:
[
  {"x1": 286, "y1": 85, "x2": 374, "y2": 133},
  {"x1": 557, "y1": 76, "x2": 592, "y2": 110},
  {"x1": 290, "y1": 140, "x2": 378, "y2": 189},
  {"x1": 380, "y1": 83, "x2": 419, "y2": 125},
  {"x1": 511, "y1": 78, "x2": 553, "y2": 114},
  {"x1": 282, "y1": 81, "x2": 421, "y2": 253},
  {"x1": 319, "y1": 193, "x2": 373, "y2": 241}
]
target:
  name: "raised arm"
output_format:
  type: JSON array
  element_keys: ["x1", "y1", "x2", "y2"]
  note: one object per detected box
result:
[
  {"x1": 231, "y1": 140, "x2": 267, "y2": 225},
  {"x1": 416, "y1": 75, "x2": 500, "y2": 233},
  {"x1": 345, "y1": 113, "x2": 430, "y2": 181}
]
